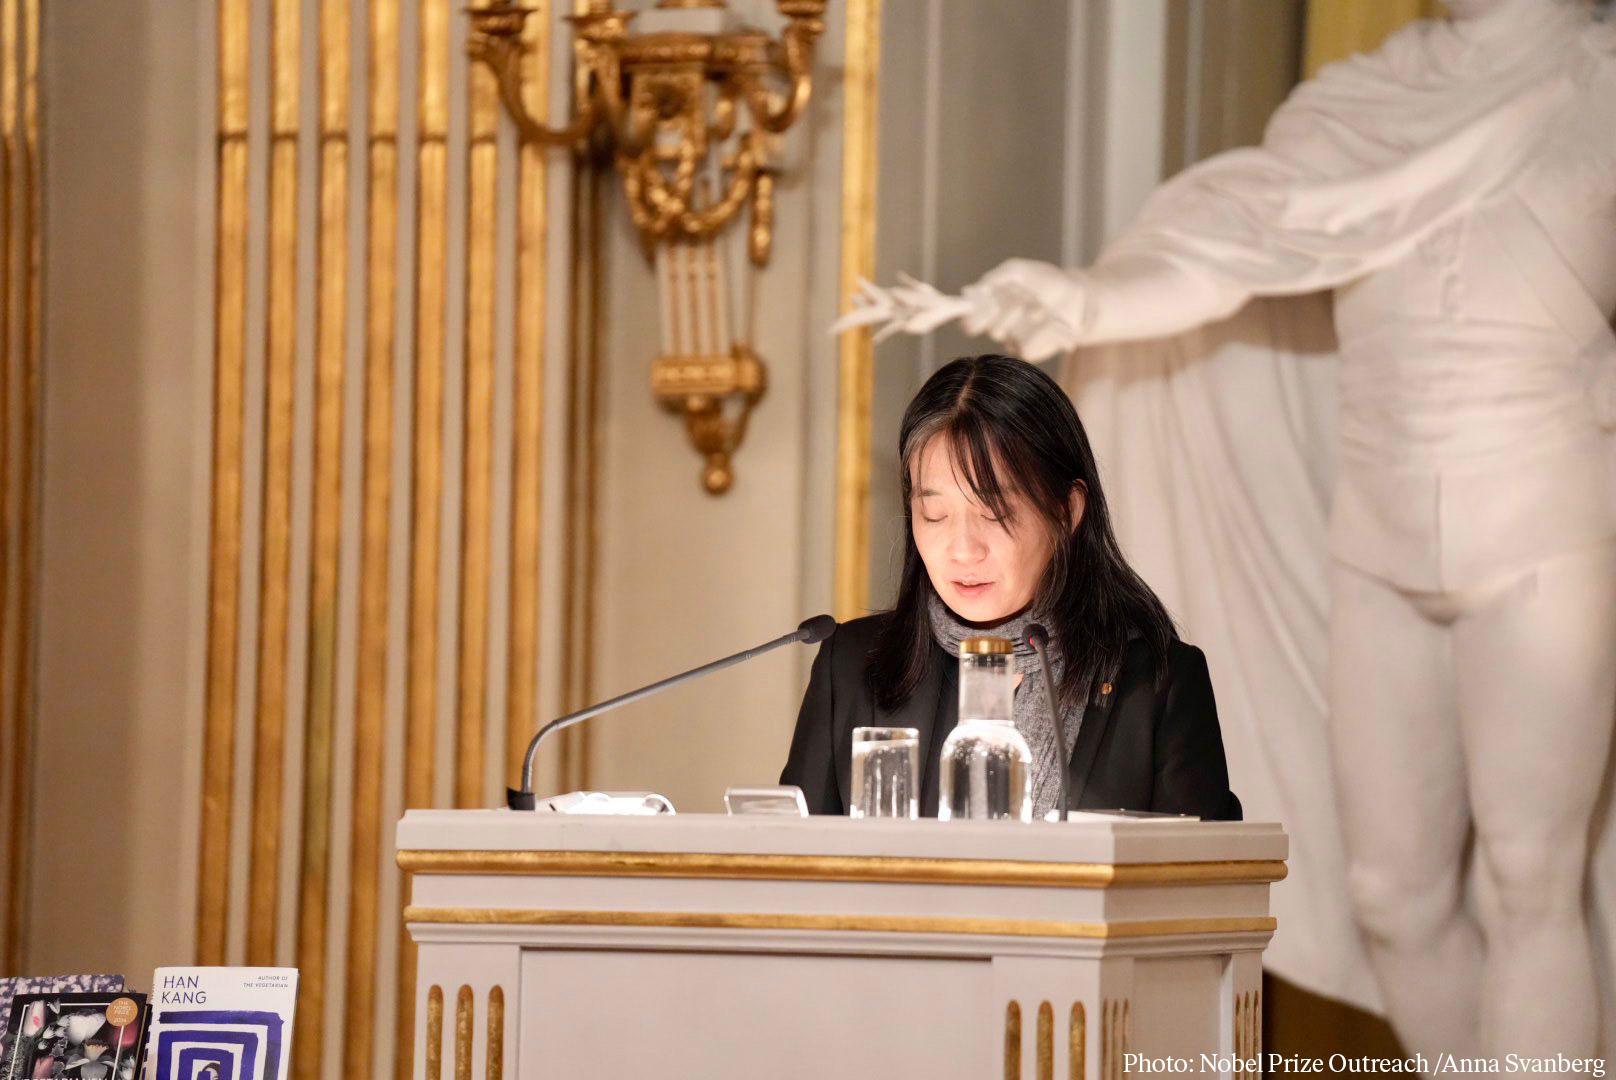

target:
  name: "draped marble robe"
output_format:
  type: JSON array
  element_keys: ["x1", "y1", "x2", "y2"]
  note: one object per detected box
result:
[
  {"x1": 1053, "y1": 3, "x2": 1616, "y2": 1044},
  {"x1": 840, "y1": 0, "x2": 1616, "y2": 1045}
]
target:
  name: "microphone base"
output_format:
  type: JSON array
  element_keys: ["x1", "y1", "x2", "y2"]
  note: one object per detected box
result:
[{"x1": 506, "y1": 787, "x2": 537, "y2": 811}]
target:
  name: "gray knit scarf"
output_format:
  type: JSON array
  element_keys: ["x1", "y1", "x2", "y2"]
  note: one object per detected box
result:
[{"x1": 927, "y1": 591, "x2": 1085, "y2": 820}]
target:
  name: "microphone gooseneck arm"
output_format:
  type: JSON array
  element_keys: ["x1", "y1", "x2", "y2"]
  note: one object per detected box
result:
[
  {"x1": 510, "y1": 614, "x2": 836, "y2": 809},
  {"x1": 1025, "y1": 624, "x2": 1070, "y2": 821}
]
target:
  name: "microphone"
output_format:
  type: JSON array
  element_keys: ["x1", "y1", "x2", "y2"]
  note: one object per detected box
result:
[
  {"x1": 1025, "y1": 623, "x2": 1070, "y2": 821},
  {"x1": 507, "y1": 614, "x2": 838, "y2": 809}
]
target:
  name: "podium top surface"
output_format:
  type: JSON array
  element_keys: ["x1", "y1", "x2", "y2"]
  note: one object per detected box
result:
[{"x1": 396, "y1": 809, "x2": 1286, "y2": 865}]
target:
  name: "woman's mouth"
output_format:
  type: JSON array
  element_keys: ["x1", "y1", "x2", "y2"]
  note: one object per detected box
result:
[{"x1": 952, "y1": 580, "x2": 994, "y2": 598}]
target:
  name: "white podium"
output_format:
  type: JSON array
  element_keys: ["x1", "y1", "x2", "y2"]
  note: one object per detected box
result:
[{"x1": 397, "y1": 810, "x2": 1285, "y2": 1080}]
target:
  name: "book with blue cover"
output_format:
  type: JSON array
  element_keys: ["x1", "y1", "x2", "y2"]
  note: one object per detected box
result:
[{"x1": 144, "y1": 968, "x2": 297, "y2": 1080}]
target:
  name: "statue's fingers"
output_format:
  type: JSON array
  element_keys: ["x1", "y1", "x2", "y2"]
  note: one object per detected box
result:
[
  {"x1": 904, "y1": 306, "x2": 962, "y2": 335},
  {"x1": 830, "y1": 306, "x2": 892, "y2": 335}
]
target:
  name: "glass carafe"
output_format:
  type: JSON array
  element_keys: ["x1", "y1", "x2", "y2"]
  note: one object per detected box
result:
[{"x1": 937, "y1": 636, "x2": 1032, "y2": 822}]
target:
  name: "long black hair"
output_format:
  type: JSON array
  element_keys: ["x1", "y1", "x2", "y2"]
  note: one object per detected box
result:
[{"x1": 868, "y1": 354, "x2": 1176, "y2": 712}]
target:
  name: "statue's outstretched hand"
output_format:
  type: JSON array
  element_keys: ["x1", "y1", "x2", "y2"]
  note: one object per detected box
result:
[
  {"x1": 832, "y1": 259, "x2": 1086, "y2": 362},
  {"x1": 960, "y1": 258, "x2": 1087, "y2": 361},
  {"x1": 832, "y1": 274, "x2": 975, "y2": 342}
]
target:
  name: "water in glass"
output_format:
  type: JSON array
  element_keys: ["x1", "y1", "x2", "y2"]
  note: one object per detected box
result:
[
  {"x1": 938, "y1": 719, "x2": 1031, "y2": 821},
  {"x1": 850, "y1": 727, "x2": 919, "y2": 818}
]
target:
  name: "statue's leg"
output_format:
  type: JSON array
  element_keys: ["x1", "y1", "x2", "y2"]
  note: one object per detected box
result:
[
  {"x1": 1454, "y1": 538, "x2": 1616, "y2": 1058},
  {"x1": 1329, "y1": 559, "x2": 1483, "y2": 1061}
]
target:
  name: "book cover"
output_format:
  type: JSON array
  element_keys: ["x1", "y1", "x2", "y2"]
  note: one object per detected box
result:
[
  {"x1": 145, "y1": 969, "x2": 297, "y2": 1080},
  {"x1": 0, "y1": 980, "x2": 123, "y2": 1039},
  {"x1": 0, "y1": 989, "x2": 148, "y2": 1080}
]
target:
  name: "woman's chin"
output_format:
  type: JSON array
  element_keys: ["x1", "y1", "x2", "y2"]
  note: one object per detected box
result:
[{"x1": 946, "y1": 589, "x2": 1013, "y2": 625}]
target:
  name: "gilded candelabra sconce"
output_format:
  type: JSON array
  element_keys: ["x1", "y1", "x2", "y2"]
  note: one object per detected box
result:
[{"x1": 467, "y1": 0, "x2": 827, "y2": 493}]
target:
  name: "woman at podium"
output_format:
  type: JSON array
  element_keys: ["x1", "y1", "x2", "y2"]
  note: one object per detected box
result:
[{"x1": 782, "y1": 353, "x2": 1241, "y2": 820}]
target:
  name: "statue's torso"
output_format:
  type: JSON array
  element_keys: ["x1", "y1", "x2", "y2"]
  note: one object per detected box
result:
[{"x1": 1325, "y1": 83, "x2": 1616, "y2": 589}]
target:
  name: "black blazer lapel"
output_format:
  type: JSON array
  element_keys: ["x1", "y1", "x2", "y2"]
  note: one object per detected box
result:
[{"x1": 1067, "y1": 681, "x2": 1117, "y2": 808}]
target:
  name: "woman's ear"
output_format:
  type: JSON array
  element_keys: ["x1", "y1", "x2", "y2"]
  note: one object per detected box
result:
[{"x1": 1069, "y1": 483, "x2": 1087, "y2": 534}]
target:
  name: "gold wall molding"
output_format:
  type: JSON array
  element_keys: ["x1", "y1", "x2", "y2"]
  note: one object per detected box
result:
[
  {"x1": 455, "y1": 56, "x2": 498, "y2": 811},
  {"x1": 345, "y1": 0, "x2": 399, "y2": 1074},
  {"x1": 246, "y1": 0, "x2": 302, "y2": 968},
  {"x1": 195, "y1": 0, "x2": 250, "y2": 969},
  {"x1": 400, "y1": 0, "x2": 452, "y2": 1070},
  {"x1": 403, "y1": 906, "x2": 1276, "y2": 940},
  {"x1": 0, "y1": 0, "x2": 40, "y2": 977},
  {"x1": 1303, "y1": 0, "x2": 1441, "y2": 77},
  {"x1": 505, "y1": 0, "x2": 549, "y2": 793},
  {"x1": 397, "y1": 849, "x2": 1287, "y2": 887},
  {"x1": 833, "y1": 0, "x2": 880, "y2": 620},
  {"x1": 294, "y1": 0, "x2": 351, "y2": 1074}
]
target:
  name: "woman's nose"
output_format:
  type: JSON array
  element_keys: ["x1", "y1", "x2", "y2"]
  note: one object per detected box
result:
[{"x1": 946, "y1": 516, "x2": 987, "y2": 561}]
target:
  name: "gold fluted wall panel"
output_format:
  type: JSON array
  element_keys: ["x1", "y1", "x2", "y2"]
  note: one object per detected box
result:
[
  {"x1": 196, "y1": 0, "x2": 557, "y2": 1075},
  {"x1": 0, "y1": 0, "x2": 40, "y2": 978},
  {"x1": 1303, "y1": 0, "x2": 1443, "y2": 77}
]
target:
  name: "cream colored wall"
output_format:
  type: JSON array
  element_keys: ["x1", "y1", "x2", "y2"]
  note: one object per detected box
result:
[
  {"x1": 29, "y1": 0, "x2": 211, "y2": 974},
  {"x1": 581, "y1": 3, "x2": 844, "y2": 813}
]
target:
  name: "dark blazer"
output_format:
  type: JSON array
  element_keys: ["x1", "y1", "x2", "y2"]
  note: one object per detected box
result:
[{"x1": 780, "y1": 613, "x2": 1242, "y2": 820}]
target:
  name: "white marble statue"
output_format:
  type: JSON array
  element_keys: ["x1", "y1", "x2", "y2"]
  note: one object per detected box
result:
[{"x1": 842, "y1": 0, "x2": 1616, "y2": 1059}]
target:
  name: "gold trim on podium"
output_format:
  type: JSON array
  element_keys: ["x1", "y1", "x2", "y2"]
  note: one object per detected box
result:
[
  {"x1": 1005, "y1": 1001, "x2": 1022, "y2": 1080},
  {"x1": 402, "y1": 907, "x2": 1276, "y2": 939},
  {"x1": 1037, "y1": 1001, "x2": 1054, "y2": 1080},
  {"x1": 396, "y1": 849, "x2": 1287, "y2": 887},
  {"x1": 1070, "y1": 1002, "x2": 1085, "y2": 1080},
  {"x1": 454, "y1": 985, "x2": 473, "y2": 1080}
]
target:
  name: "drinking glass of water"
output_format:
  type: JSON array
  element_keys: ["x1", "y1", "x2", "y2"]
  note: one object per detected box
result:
[{"x1": 850, "y1": 726, "x2": 920, "y2": 819}]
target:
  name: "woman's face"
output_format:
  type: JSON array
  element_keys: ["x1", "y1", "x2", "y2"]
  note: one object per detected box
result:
[{"x1": 910, "y1": 435, "x2": 1076, "y2": 624}]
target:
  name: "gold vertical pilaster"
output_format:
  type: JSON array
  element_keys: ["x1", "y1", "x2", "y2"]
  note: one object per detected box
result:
[
  {"x1": 833, "y1": 0, "x2": 880, "y2": 620},
  {"x1": 1, "y1": 0, "x2": 36, "y2": 978},
  {"x1": 456, "y1": 53, "x2": 498, "y2": 808},
  {"x1": 246, "y1": 0, "x2": 301, "y2": 966},
  {"x1": 400, "y1": 0, "x2": 451, "y2": 1072},
  {"x1": 1070, "y1": 1003, "x2": 1085, "y2": 1080},
  {"x1": 348, "y1": 1, "x2": 400, "y2": 1078},
  {"x1": 504, "y1": 0, "x2": 549, "y2": 789},
  {"x1": 559, "y1": 0, "x2": 607, "y2": 788},
  {"x1": 0, "y1": 0, "x2": 16, "y2": 977},
  {"x1": 197, "y1": 0, "x2": 251, "y2": 968},
  {"x1": 1303, "y1": 0, "x2": 1441, "y2": 77},
  {"x1": 292, "y1": 0, "x2": 350, "y2": 1071}
]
